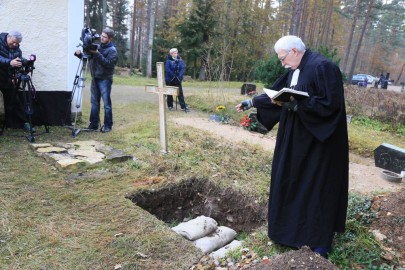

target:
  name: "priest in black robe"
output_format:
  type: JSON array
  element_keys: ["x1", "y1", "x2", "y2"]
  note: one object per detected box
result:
[{"x1": 236, "y1": 35, "x2": 349, "y2": 258}]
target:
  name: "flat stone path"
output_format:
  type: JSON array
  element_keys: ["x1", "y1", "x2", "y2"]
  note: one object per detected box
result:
[{"x1": 31, "y1": 140, "x2": 133, "y2": 169}]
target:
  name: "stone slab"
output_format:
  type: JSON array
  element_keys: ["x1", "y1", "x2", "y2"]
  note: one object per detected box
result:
[
  {"x1": 106, "y1": 149, "x2": 133, "y2": 163},
  {"x1": 374, "y1": 143, "x2": 405, "y2": 174},
  {"x1": 68, "y1": 149, "x2": 105, "y2": 159},
  {"x1": 30, "y1": 143, "x2": 53, "y2": 149},
  {"x1": 31, "y1": 140, "x2": 134, "y2": 170},
  {"x1": 36, "y1": 147, "x2": 67, "y2": 153},
  {"x1": 56, "y1": 158, "x2": 87, "y2": 169}
]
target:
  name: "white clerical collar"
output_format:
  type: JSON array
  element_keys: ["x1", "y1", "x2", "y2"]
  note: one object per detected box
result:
[{"x1": 290, "y1": 69, "x2": 300, "y2": 89}]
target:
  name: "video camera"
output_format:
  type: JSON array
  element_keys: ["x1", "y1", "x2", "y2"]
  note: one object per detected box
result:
[
  {"x1": 16, "y1": 54, "x2": 36, "y2": 74},
  {"x1": 80, "y1": 27, "x2": 100, "y2": 55}
]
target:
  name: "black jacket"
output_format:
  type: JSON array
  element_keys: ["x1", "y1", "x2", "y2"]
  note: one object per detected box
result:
[
  {"x1": 91, "y1": 42, "x2": 117, "y2": 80},
  {"x1": 0, "y1": 32, "x2": 22, "y2": 84},
  {"x1": 76, "y1": 42, "x2": 118, "y2": 80},
  {"x1": 165, "y1": 54, "x2": 185, "y2": 83}
]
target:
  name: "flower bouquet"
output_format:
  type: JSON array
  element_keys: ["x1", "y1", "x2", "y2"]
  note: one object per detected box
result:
[
  {"x1": 209, "y1": 105, "x2": 230, "y2": 124},
  {"x1": 240, "y1": 114, "x2": 257, "y2": 131}
]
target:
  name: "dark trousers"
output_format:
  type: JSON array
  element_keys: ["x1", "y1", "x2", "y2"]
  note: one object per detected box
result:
[
  {"x1": 0, "y1": 82, "x2": 27, "y2": 129},
  {"x1": 89, "y1": 78, "x2": 113, "y2": 129},
  {"x1": 166, "y1": 80, "x2": 187, "y2": 109}
]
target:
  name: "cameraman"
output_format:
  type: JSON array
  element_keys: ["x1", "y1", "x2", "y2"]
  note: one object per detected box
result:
[
  {"x1": 75, "y1": 28, "x2": 118, "y2": 133},
  {"x1": 0, "y1": 30, "x2": 29, "y2": 130}
]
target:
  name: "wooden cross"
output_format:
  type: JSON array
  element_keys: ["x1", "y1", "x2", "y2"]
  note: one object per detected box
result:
[{"x1": 145, "y1": 62, "x2": 179, "y2": 154}]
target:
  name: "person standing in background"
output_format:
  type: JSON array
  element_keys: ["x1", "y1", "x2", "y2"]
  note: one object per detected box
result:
[{"x1": 165, "y1": 48, "x2": 189, "y2": 112}]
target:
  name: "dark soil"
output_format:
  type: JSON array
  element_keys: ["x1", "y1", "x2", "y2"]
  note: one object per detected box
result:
[
  {"x1": 250, "y1": 246, "x2": 339, "y2": 270},
  {"x1": 126, "y1": 177, "x2": 267, "y2": 232},
  {"x1": 370, "y1": 188, "x2": 405, "y2": 265}
]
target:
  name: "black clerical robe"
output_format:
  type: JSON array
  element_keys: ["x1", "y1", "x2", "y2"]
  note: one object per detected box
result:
[{"x1": 253, "y1": 50, "x2": 349, "y2": 248}]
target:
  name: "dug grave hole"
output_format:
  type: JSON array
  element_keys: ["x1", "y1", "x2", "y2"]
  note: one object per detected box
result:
[{"x1": 126, "y1": 177, "x2": 268, "y2": 233}]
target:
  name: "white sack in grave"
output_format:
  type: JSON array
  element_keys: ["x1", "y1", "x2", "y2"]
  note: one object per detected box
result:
[
  {"x1": 172, "y1": 215, "x2": 218, "y2": 241},
  {"x1": 193, "y1": 226, "x2": 237, "y2": 254},
  {"x1": 209, "y1": 240, "x2": 243, "y2": 259}
]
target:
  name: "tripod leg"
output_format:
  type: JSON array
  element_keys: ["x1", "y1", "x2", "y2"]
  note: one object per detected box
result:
[
  {"x1": 20, "y1": 76, "x2": 36, "y2": 142},
  {"x1": 63, "y1": 74, "x2": 80, "y2": 126},
  {"x1": 71, "y1": 57, "x2": 90, "y2": 137}
]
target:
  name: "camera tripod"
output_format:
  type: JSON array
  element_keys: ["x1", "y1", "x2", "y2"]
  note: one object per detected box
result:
[
  {"x1": 0, "y1": 73, "x2": 49, "y2": 142},
  {"x1": 63, "y1": 54, "x2": 99, "y2": 137}
]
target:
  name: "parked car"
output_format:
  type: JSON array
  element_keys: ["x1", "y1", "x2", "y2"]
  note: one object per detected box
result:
[
  {"x1": 356, "y1": 74, "x2": 377, "y2": 84},
  {"x1": 351, "y1": 74, "x2": 368, "y2": 85}
]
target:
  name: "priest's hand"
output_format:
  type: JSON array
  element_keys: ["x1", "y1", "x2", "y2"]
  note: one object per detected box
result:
[
  {"x1": 282, "y1": 98, "x2": 298, "y2": 112},
  {"x1": 272, "y1": 99, "x2": 283, "y2": 106},
  {"x1": 236, "y1": 99, "x2": 253, "y2": 112}
]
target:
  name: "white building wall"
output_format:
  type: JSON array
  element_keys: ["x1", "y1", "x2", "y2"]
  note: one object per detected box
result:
[{"x1": 0, "y1": 0, "x2": 84, "y2": 91}]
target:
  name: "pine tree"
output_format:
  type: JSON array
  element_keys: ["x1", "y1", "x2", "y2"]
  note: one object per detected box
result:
[
  {"x1": 177, "y1": 0, "x2": 216, "y2": 79},
  {"x1": 110, "y1": 0, "x2": 130, "y2": 67}
]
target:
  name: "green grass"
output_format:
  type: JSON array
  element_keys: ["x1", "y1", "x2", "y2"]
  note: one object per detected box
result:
[
  {"x1": 348, "y1": 118, "x2": 405, "y2": 157},
  {"x1": 0, "y1": 74, "x2": 403, "y2": 269},
  {"x1": 329, "y1": 194, "x2": 386, "y2": 268}
]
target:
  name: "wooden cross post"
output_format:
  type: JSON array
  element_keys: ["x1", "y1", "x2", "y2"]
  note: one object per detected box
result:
[{"x1": 145, "y1": 62, "x2": 179, "y2": 154}]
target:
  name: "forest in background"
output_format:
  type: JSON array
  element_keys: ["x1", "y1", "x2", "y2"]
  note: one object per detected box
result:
[{"x1": 84, "y1": 0, "x2": 405, "y2": 84}]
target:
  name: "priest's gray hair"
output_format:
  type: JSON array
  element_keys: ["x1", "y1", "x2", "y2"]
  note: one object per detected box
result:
[
  {"x1": 169, "y1": 48, "x2": 178, "y2": 54},
  {"x1": 274, "y1": 35, "x2": 306, "y2": 53},
  {"x1": 8, "y1": 30, "x2": 23, "y2": 42}
]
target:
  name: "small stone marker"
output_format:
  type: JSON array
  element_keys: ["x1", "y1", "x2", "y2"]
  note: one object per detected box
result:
[
  {"x1": 374, "y1": 143, "x2": 405, "y2": 174},
  {"x1": 145, "y1": 62, "x2": 179, "y2": 154}
]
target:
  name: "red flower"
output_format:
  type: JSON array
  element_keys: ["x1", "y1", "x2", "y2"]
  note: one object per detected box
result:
[{"x1": 240, "y1": 115, "x2": 251, "y2": 127}]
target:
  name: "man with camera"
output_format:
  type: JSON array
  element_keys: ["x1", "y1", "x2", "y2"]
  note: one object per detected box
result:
[
  {"x1": 75, "y1": 28, "x2": 118, "y2": 133},
  {"x1": 0, "y1": 30, "x2": 29, "y2": 130}
]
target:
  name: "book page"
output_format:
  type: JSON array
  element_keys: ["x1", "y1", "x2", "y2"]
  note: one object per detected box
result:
[
  {"x1": 263, "y1": 88, "x2": 278, "y2": 99},
  {"x1": 263, "y1": 88, "x2": 309, "y2": 102}
]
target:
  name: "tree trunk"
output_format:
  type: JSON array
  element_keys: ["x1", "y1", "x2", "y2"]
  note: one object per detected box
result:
[
  {"x1": 395, "y1": 63, "x2": 405, "y2": 85},
  {"x1": 84, "y1": 0, "x2": 90, "y2": 27},
  {"x1": 323, "y1": 0, "x2": 334, "y2": 46},
  {"x1": 292, "y1": 0, "x2": 304, "y2": 36},
  {"x1": 136, "y1": 1, "x2": 145, "y2": 70},
  {"x1": 129, "y1": 1, "x2": 137, "y2": 75},
  {"x1": 112, "y1": 0, "x2": 118, "y2": 29},
  {"x1": 307, "y1": 0, "x2": 318, "y2": 46},
  {"x1": 342, "y1": 0, "x2": 359, "y2": 73},
  {"x1": 146, "y1": 0, "x2": 155, "y2": 78},
  {"x1": 102, "y1": 0, "x2": 107, "y2": 29},
  {"x1": 299, "y1": 0, "x2": 309, "y2": 39},
  {"x1": 348, "y1": 0, "x2": 375, "y2": 83}
]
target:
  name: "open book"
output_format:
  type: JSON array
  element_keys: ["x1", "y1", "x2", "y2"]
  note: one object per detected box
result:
[{"x1": 263, "y1": 88, "x2": 309, "y2": 102}]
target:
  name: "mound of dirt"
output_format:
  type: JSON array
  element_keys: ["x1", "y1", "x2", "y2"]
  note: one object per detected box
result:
[
  {"x1": 370, "y1": 188, "x2": 405, "y2": 265},
  {"x1": 250, "y1": 246, "x2": 339, "y2": 270}
]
